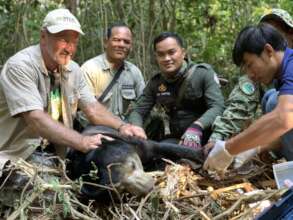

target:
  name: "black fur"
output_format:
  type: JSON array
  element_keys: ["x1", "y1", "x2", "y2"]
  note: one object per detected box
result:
[{"x1": 66, "y1": 125, "x2": 204, "y2": 200}]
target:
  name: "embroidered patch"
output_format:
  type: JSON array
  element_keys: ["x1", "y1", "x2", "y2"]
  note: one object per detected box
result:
[
  {"x1": 158, "y1": 84, "x2": 167, "y2": 92},
  {"x1": 241, "y1": 82, "x2": 255, "y2": 95}
]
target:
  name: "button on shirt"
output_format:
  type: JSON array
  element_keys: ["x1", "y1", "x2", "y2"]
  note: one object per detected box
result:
[
  {"x1": 0, "y1": 44, "x2": 96, "y2": 173},
  {"x1": 81, "y1": 53, "x2": 145, "y2": 119}
]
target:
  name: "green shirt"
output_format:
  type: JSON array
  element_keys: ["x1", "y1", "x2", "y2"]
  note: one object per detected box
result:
[{"x1": 128, "y1": 62, "x2": 225, "y2": 136}]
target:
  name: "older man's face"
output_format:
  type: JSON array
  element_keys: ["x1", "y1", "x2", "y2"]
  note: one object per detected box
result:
[
  {"x1": 104, "y1": 27, "x2": 132, "y2": 63},
  {"x1": 155, "y1": 37, "x2": 186, "y2": 77},
  {"x1": 41, "y1": 30, "x2": 79, "y2": 68}
]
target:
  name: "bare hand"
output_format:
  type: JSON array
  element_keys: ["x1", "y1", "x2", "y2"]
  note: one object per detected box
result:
[
  {"x1": 203, "y1": 141, "x2": 215, "y2": 157},
  {"x1": 119, "y1": 123, "x2": 147, "y2": 139},
  {"x1": 80, "y1": 134, "x2": 113, "y2": 153}
]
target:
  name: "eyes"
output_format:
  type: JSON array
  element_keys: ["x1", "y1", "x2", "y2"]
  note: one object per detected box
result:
[
  {"x1": 57, "y1": 38, "x2": 79, "y2": 46},
  {"x1": 156, "y1": 49, "x2": 177, "y2": 58},
  {"x1": 111, "y1": 37, "x2": 131, "y2": 45}
]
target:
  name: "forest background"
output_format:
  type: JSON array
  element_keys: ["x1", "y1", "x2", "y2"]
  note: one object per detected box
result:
[{"x1": 0, "y1": 0, "x2": 292, "y2": 94}]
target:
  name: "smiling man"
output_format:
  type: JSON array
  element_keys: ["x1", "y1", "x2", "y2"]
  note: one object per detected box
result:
[
  {"x1": 0, "y1": 9, "x2": 146, "y2": 181},
  {"x1": 80, "y1": 23, "x2": 145, "y2": 123},
  {"x1": 204, "y1": 23, "x2": 293, "y2": 173},
  {"x1": 128, "y1": 32, "x2": 224, "y2": 148}
]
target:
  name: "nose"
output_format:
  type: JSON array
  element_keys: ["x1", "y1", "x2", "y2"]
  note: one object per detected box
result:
[
  {"x1": 65, "y1": 41, "x2": 77, "y2": 53},
  {"x1": 162, "y1": 54, "x2": 171, "y2": 62}
]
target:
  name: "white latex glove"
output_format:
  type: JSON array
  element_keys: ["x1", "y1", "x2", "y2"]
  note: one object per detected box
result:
[
  {"x1": 203, "y1": 140, "x2": 234, "y2": 173},
  {"x1": 233, "y1": 148, "x2": 258, "y2": 169}
]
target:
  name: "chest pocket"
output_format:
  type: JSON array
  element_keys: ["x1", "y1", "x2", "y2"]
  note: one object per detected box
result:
[
  {"x1": 185, "y1": 82, "x2": 203, "y2": 101},
  {"x1": 121, "y1": 85, "x2": 136, "y2": 100},
  {"x1": 121, "y1": 84, "x2": 136, "y2": 115}
]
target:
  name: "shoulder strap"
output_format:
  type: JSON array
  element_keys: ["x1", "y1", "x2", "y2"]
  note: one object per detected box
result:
[
  {"x1": 175, "y1": 64, "x2": 197, "y2": 108},
  {"x1": 97, "y1": 64, "x2": 124, "y2": 102}
]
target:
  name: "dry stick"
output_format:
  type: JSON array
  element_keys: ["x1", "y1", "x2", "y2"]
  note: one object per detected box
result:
[
  {"x1": 133, "y1": 190, "x2": 154, "y2": 219},
  {"x1": 69, "y1": 195, "x2": 100, "y2": 218},
  {"x1": 196, "y1": 208, "x2": 211, "y2": 220},
  {"x1": 106, "y1": 163, "x2": 125, "y2": 218},
  {"x1": 230, "y1": 189, "x2": 284, "y2": 220},
  {"x1": 70, "y1": 207, "x2": 98, "y2": 220},
  {"x1": 174, "y1": 192, "x2": 209, "y2": 201},
  {"x1": 0, "y1": 166, "x2": 15, "y2": 190},
  {"x1": 162, "y1": 207, "x2": 171, "y2": 220},
  {"x1": 126, "y1": 204, "x2": 140, "y2": 220},
  {"x1": 7, "y1": 189, "x2": 45, "y2": 220},
  {"x1": 213, "y1": 189, "x2": 285, "y2": 220}
]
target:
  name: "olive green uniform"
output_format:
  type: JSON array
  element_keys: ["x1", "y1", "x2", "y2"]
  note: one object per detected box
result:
[
  {"x1": 128, "y1": 61, "x2": 224, "y2": 140},
  {"x1": 209, "y1": 75, "x2": 261, "y2": 141}
]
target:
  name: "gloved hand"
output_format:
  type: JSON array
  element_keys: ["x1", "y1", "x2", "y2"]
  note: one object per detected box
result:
[
  {"x1": 203, "y1": 140, "x2": 234, "y2": 173},
  {"x1": 179, "y1": 124, "x2": 203, "y2": 149},
  {"x1": 233, "y1": 148, "x2": 258, "y2": 169}
]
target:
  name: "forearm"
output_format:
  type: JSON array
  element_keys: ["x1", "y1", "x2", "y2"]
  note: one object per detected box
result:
[
  {"x1": 197, "y1": 103, "x2": 224, "y2": 129},
  {"x1": 226, "y1": 110, "x2": 286, "y2": 155},
  {"x1": 209, "y1": 103, "x2": 257, "y2": 141},
  {"x1": 22, "y1": 110, "x2": 84, "y2": 151},
  {"x1": 82, "y1": 102, "x2": 123, "y2": 130}
]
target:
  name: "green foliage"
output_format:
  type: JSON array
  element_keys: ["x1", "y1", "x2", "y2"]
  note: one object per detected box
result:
[{"x1": 0, "y1": 0, "x2": 292, "y2": 92}]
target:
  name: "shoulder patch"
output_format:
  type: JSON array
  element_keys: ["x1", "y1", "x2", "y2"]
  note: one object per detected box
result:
[{"x1": 240, "y1": 81, "x2": 255, "y2": 95}]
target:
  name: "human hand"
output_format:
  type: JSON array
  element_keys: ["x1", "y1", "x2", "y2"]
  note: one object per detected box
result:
[
  {"x1": 118, "y1": 123, "x2": 147, "y2": 139},
  {"x1": 179, "y1": 124, "x2": 203, "y2": 149},
  {"x1": 233, "y1": 148, "x2": 258, "y2": 169},
  {"x1": 80, "y1": 134, "x2": 113, "y2": 153},
  {"x1": 203, "y1": 141, "x2": 215, "y2": 156},
  {"x1": 203, "y1": 140, "x2": 234, "y2": 173}
]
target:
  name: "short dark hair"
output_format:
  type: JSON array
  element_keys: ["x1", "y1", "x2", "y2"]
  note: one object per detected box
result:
[
  {"x1": 153, "y1": 32, "x2": 184, "y2": 51},
  {"x1": 106, "y1": 22, "x2": 130, "y2": 39},
  {"x1": 232, "y1": 23, "x2": 287, "y2": 66}
]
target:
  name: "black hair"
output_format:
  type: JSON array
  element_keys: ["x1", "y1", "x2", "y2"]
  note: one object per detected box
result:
[
  {"x1": 232, "y1": 23, "x2": 287, "y2": 66},
  {"x1": 261, "y1": 16, "x2": 292, "y2": 34},
  {"x1": 106, "y1": 22, "x2": 130, "y2": 39},
  {"x1": 153, "y1": 32, "x2": 184, "y2": 51}
]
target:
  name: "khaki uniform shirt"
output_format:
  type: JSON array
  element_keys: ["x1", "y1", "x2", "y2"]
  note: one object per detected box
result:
[
  {"x1": 0, "y1": 44, "x2": 95, "y2": 174},
  {"x1": 81, "y1": 53, "x2": 145, "y2": 119}
]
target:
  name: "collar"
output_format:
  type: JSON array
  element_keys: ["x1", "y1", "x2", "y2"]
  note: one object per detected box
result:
[{"x1": 101, "y1": 53, "x2": 129, "y2": 72}]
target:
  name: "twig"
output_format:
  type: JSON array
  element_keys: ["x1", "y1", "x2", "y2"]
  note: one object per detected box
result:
[{"x1": 7, "y1": 189, "x2": 44, "y2": 220}]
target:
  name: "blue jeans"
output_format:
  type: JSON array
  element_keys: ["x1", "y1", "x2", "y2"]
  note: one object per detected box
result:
[{"x1": 261, "y1": 89, "x2": 293, "y2": 160}]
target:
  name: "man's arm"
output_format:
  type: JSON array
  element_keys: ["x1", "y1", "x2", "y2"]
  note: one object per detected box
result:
[
  {"x1": 226, "y1": 95, "x2": 293, "y2": 155},
  {"x1": 82, "y1": 101, "x2": 123, "y2": 129},
  {"x1": 22, "y1": 110, "x2": 102, "y2": 153},
  {"x1": 82, "y1": 101, "x2": 147, "y2": 139},
  {"x1": 195, "y1": 67, "x2": 225, "y2": 128},
  {"x1": 209, "y1": 76, "x2": 259, "y2": 141},
  {"x1": 127, "y1": 79, "x2": 156, "y2": 127}
]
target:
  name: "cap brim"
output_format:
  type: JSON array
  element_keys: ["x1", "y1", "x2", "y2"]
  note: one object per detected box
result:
[
  {"x1": 260, "y1": 14, "x2": 293, "y2": 28},
  {"x1": 47, "y1": 25, "x2": 85, "y2": 35}
]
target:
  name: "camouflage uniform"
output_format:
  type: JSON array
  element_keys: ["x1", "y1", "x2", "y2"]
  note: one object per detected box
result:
[
  {"x1": 209, "y1": 8, "x2": 293, "y2": 142},
  {"x1": 128, "y1": 61, "x2": 224, "y2": 142},
  {"x1": 209, "y1": 75, "x2": 261, "y2": 141}
]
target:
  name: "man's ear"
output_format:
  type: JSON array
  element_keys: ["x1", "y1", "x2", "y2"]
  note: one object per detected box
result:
[
  {"x1": 103, "y1": 38, "x2": 108, "y2": 50},
  {"x1": 40, "y1": 30, "x2": 47, "y2": 45},
  {"x1": 263, "y1": 43, "x2": 275, "y2": 58}
]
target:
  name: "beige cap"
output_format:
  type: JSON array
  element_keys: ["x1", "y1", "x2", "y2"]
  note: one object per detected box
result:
[
  {"x1": 260, "y1": 8, "x2": 293, "y2": 29},
  {"x1": 42, "y1": 8, "x2": 84, "y2": 35}
]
